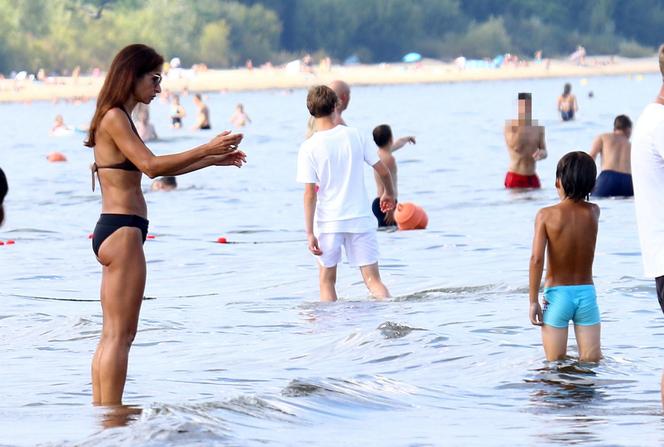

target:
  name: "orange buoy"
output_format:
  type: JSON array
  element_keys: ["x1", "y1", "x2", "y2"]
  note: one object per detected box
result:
[
  {"x1": 394, "y1": 202, "x2": 428, "y2": 230},
  {"x1": 47, "y1": 152, "x2": 67, "y2": 162}
]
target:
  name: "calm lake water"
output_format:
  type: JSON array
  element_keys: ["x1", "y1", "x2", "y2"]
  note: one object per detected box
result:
[{"x1": 1, "y1": 73, "x2": 663, "y2": 446}]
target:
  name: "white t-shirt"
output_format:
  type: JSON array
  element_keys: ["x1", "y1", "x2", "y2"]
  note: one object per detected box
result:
[
  {"x1": 632, "y1": 102, "x2": 664, "y2": 278},
  {"x1": 296, "y1": 125, "x2": 379, "y2": 233}
]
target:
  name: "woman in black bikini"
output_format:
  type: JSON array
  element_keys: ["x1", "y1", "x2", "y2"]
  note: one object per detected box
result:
[{"x1": 85, "y1": 44, "x2": 246, "y2": 405}]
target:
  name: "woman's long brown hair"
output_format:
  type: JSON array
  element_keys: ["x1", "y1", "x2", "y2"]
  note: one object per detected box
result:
[
  {"x1": 0, "y1": 167, "x2": 7, "y2": 225},
  {"x1": 85, "y1": 44, "x2": 164, "y2": 148}
]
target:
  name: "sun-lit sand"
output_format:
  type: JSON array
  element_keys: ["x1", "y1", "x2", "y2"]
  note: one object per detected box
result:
[{"x1": 0, "y1": 56, "x2": 657, "y2": 103}]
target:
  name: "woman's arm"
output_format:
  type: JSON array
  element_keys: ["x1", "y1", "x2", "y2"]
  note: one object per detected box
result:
[{"x1": 104, "y1": 109, "x2": 242, "y2": 178}]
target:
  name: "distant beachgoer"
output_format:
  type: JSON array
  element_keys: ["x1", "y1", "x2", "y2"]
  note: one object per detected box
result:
[
  {"x1": 133, "y1": 102, "x2": 158, "y2": 141},
  {"x1": 632, "y1": 44, "x2": 664, "y2": 314},
  {"x1": 589, "y1": 115, "x2": 633, "y2": 197},
  {"x1": 230, "y1": 104, "x2": 251, "y2": 127},
  {"x1": 371, "y1": 124, "x2": 416, "y2": 226},
  {"x1": 504, "y1": 92, "x2": 547, "y2": 188},
  {"x1": 569, "y1": 45, "x2": 587, "y2": 65},
  {"x1": 151, "y1": 176, "x2": 177, "y2": 191},
  {"x1": 170, "y1": 94, "x2": 186, "y2": 128},
  {"x1": 296, "y1": 85, "x2": 395, "y2": 301},
  {"x1": 84, "y1": 43, "x2": 246, "y2": 405},
  {"x1": 50, "y1": 114, "x2": 72, "y2": 135},
  {"x1": 192, "y1": 94, "x2": 211, "y2": 130},
  {"x1": 558, "y1": 83, "x2": 578, "y2": 121},
  {"x1": 529, "y1": 151, "x2": 601, "y2": 362},
  {"x1": 0, "y1": 167, "x2": 7, "y2": 226},
  {"x1": 305, "y1": 79, "x2": 351, "y2": 138}
]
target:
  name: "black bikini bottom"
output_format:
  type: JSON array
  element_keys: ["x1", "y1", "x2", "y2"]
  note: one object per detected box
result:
[{"x1": 92, "y1": 214, "x2": 149, "y2": 257}]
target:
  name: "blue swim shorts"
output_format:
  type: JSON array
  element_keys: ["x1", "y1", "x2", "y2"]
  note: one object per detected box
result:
[{"x1": 543, "y1": 284, "x2": 600, "y2": 328}]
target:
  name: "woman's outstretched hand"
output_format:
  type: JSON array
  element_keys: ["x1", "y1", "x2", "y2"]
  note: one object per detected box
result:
[
  {"x1": 207, "y1": 131, "x2": 244, "y2": 155},
  {"x1": 210, "y1": 150, "x2": 247, "y2": 168}
]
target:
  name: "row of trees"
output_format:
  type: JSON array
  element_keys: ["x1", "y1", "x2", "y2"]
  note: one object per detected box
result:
[{"x1": 0, "y1": 0, "x2": 661, "y2": 74}]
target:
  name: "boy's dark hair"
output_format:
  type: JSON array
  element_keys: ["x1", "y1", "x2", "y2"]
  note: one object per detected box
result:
[
  {"x1": 555, "y1": 151, "x2": 597, "y2": 202},
  {"x1": 0, "y1": 167, "x2": 7, "y2": 225},
  {"x1": 614, "y1": 114, "x2": 632, "y2": 131},
  {"x1": 372, "y1": 124, "x2": 393, "y2": 147},
  {"x1": 306, "y1": 85, "x2": 338, "y2": 118},
  {"x1": 518, "y1": 92, "x2": 531, "y2": 101},
  {"x1": 161, "y1": 176, "x2": 177, "y2": 187}
]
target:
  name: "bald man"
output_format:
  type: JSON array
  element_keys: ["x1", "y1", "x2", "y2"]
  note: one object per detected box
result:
[
  {"x1": 329, "y1": 79, "x2": 350, "y2": 125},
  {"x1": 305, "y1": 79, "x2": 351, "y2": 138}
]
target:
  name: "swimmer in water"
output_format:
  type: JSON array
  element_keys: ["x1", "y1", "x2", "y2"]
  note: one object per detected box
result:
[
  {"x1": 371, "y1": 124, "x2": 415, "y2": 227},
  {"x1": 529, "y1": 151, "x2": 601, "y2": 362},
  {"x1": 229, "y1": 103, "x2": 251, "y2": 127},
  {"x1": 50, "y1": 114, "x2": 72, "y2": 135},
  {"x1": 557, "y1": 83, "x2": 578, "y2": 121},
  {"x1": 504, "y1": 92, "x2": 548, "y2": 189},
  {"x1": 192, "y1": 94, "x2": 211, "y2": 130},
  {"x1": 85, "y1": 44, "x2": 246, "y2": 405},
  {"x1": 589, "y1": 115, "x2": 633, "y2": 197},
  {"x1": 170, "y1": 94, "x2": 186, "y2": 128},
  {"x1": 151, "y1": 176, "x2": 177, "y2": 191}
]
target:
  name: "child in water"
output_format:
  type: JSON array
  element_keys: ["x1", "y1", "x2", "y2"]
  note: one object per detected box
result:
[
  {"x1": 371, "y1": 124, "x2": 416, "y2": 226},
  {"x1": 529, "y1": 151, "x2": 601, "y2": 362}
]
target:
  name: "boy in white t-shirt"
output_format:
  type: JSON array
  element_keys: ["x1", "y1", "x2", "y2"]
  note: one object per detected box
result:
[{"x1": 296, "y1": 85, "x2": 396, "y2": 301}]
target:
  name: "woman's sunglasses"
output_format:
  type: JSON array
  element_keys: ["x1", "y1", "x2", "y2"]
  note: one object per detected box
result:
[{"x1": 151, "y1": 73, "x2": 162, "y2": 87}]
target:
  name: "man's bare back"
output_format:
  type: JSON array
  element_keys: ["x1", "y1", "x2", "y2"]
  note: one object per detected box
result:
[
  {"x1": 504, "y1": 120, "x2": 546, "y2": 175},
  {"x1": 536, "y1": 200, "x2": 599, "y2": 287},
  {"x1": 590, "y1": 132, "x2": 631, "y2": 174}
]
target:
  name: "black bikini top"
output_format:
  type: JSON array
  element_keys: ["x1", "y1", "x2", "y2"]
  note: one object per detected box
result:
[{"x1": 91, "y1": 107, "x2": 141, "y2": 191}]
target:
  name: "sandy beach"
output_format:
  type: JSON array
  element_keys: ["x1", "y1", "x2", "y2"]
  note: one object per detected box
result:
[{"x1": 0, "y1": 56, "x2": 657, "y2": 103}]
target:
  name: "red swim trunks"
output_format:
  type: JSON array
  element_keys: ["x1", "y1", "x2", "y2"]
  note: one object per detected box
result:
[{"x1": 504, "y1": 172, "x2": 541, "y2": 189}]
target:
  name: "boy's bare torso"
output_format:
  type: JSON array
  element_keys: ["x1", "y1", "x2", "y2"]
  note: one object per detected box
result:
[{"x1": 541, "y1": 200, "x2": 599, "y2": 287}]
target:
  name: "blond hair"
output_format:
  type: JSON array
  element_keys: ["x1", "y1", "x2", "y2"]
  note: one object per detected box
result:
[{"x1": 659, "y1": 44, "x2": 664, "y2": 78}]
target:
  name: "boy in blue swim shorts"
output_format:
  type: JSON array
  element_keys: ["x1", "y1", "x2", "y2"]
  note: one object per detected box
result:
[{"x1": 529, "y1": 151, "x2": 602, "y2": 362}]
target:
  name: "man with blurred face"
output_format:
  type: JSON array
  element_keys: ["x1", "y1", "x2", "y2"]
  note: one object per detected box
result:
[{"x1": 503, "y1": 92, "x2": 548, "y2": 188}]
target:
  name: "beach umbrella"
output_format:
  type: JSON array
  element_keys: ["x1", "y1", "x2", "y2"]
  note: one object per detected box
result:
[{"x1": 402, "y1": 52, "x2": 422, "y2": 63}]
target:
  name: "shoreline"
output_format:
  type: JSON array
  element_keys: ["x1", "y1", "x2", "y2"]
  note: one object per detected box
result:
[{"x1": 0, "y1": 56, "x2": 657, "y2": 103}]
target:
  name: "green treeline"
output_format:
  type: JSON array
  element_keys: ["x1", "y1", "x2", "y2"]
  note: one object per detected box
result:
[{"x1": 1, "y1": 0, "x2": 662, "y2": 74}]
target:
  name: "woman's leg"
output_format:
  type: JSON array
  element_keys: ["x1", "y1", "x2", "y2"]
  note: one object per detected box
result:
[
  {"x1": 91, "y1": 227, "x2": 146, "y2": 405},
  {"x1": 541, "y1": 325, "x2": 569, "y2": 361},
  {"x1": 574, "y1": 324, "x2": 602, "y2": 362}
]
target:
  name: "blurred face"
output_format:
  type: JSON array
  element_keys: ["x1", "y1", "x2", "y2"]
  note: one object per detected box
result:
[
  {"x1": 518, "y1": 99, "x2": 532, "y2": 120},
  {"x1": 135, "y1": 70, "x2": 162, "y2": 104},
  {"x1": 624, "y1": 127, "x2": 632, "y2": 139}
]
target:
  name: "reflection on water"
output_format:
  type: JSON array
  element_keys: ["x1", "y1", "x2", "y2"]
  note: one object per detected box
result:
[
  {"x1": 1, "y1": 76, "x2": 664, "y2": 445},
  {"x1": 98, "y1": 404, "x2": 143, "y2": 430}
]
